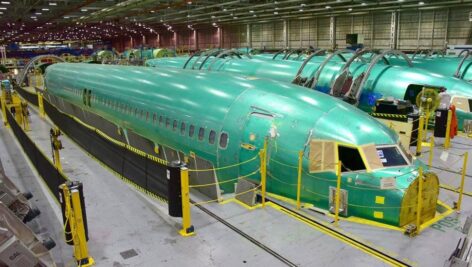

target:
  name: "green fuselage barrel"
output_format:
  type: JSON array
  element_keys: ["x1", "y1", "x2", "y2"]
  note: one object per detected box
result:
[
  {"x1": 147, "y1": 55, "x2": 472, "y2": 129},
  {"x1": 45, "y1": 63, "x2": 430, "y2": 226}
]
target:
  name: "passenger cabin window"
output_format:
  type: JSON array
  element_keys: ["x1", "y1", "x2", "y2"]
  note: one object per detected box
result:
[
  {"x1": 209, "y1": 130, "x2": 216, "y2": 144},
  {"x1": 219, "y1": 133, "x2": 228, "y2": 148},
  {"x1": 172, "y1": 120, "x2": 178, "y2": 131},
  {"x1": 153, "y1": 114, "x2": 157, "y2": 124},
  {"x1": 198, "y1": 127, "x2": 205, "y2": 141},
  {"x1": 180, "y1": 122, "x2": 186, "y2": 135},
  {"x1": 159, "y1": 116, "x2": 163, "y2": 126},
  {"x1": 189, "y1": 125, "x2": 195, "y2": 137},
  {"x1": 338, "y1": 146, "x2": 366, "y2": 172},
  {"x1": 166, "y1": 118, "x2": 170, "y2": 128}
]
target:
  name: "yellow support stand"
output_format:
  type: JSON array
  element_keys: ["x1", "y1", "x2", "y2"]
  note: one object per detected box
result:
[
  {"x1": 444, "y1": 110, "x2": 452, "y2": 149},
  {"x1": 296, "y1": 150, "x2": 303, "y2": 210},
  {"x1": 334, "y1": 161, "x2": 342, "y2": 227},
  {"x1": 416, "y1": 115, "x2": 425, "y2": 156},
  {"x1": 38, "y1": 92, "x2": 45, "y2": 118},
  {"x1": 50, "y1": 127, "x2": 63, "y2": 172},
  {"x1": 179, "y1": 166, "x2": 195, "y2": 237},
  {"x1": 416, "y1": 167, "x2": 424, "y2": 234},
  {"x1": 428, "y1": 136, "x2": 434, "y2": 168},
  {"x1": 59, "y1": 182, "x2": 94, "y2": 266},
  {"x1": 456, "y1": 152, "x2": 469, "y2": 212},
  {"x1": 260, "y1": 138, "x2": 268, "y2": 207},
  {"x1": 0, "y1": 90, "x2": 7, "y2": 127}
]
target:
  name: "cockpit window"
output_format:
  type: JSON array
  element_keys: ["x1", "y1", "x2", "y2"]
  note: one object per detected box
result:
[
  {"x1": 376, "y1": 146, "x2": 408, "y2": 167},
  {"x1": 338, "y1": 145, "x2": 366, "y2": 172}
]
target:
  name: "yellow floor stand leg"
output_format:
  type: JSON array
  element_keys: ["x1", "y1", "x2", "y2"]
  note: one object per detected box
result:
[
  {"x1": 179, "y1": 167, "x2": 195, "y2": 237},
  {"x1": 59, "y1": 182, "x2": 94, "y2": 266},
  {"x1": 334, "y1": 161, "x2": 342, "y2": 227},
  {"x1": 456, "y1": 152, "x2": 468, "y2": 212},
  {"x1": 296, "y1": 151, "x2": 303, "y2": 210},
  {"x1": 416, "y1": 116, "x2": 425, "y2": 156},
  {"x1": 444, "y1": 110, "x2": 452, "y2": 149}
]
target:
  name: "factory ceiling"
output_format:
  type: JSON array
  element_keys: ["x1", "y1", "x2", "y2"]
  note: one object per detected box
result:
[{"x1": 1, "y1": 0, "x2": 471, "y2": 43}]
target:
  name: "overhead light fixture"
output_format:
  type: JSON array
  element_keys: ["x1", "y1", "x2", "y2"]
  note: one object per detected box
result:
[
  {"x1": 299, "y1": 9, "x2": 303, "y2": 12},
  {"x1": 1, "y1": 1, "x2": 10, "y2": 4},
  {"x1": 42, "y1": 8, "x2": 49, "y2": 11},
  {"x1": 300, "y1": 3, "x2": 306, "y2": 6},
  {"x1": 35, "y1": 12, "x2": 42, "y2": 15},
  {"x1": 348, "y1": 8, "x2": 353, "y2": 11},
  {"x1": 0, "y1": 7, "x2": 6, "y2": 10},
  {"x1": 187, "y1": 1, "x2": 192, "y2": 4},
  {"x1": 211, "y1": 15, "x2": 215, "y2": 18},
  {"x1": 81, "y1": 8, "x2": 87, "y2": 12},
  {"x1": 223, "y1": 8, "x2": 227, "y2": 11},
  {"x1": 249, "y1": 10, "x2": 254, "y2": 13},
  {"x1": 49, "y1": 2, "x2": 57, "y2": 6},
  {"x1": 418, "y1": 1, "x2": 424, "y2": 4},
  {"x1": 325, "y1": 5, "x2": 331, "y2": 8},
  {"x1": 233, "y1": 16, "x2": 238, "y2": 19},
  {"x1": 274, "y1": 11, "x2": 278, "y2": 14},
  {"x1": 361, "y1": 2, "x2": 367, "y2": 5}
]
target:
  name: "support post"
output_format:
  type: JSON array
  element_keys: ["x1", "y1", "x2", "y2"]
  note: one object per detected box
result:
[
  {"x1": 329, "y1": 16, "x2": 336, "y2": 50},
  {"x1": 0, "y1": 90, "x2": 7, "y2": 127},
  {"x1": 179, "y1": 166, "x2": 195, "y2": 236},
  {"x1": 444, "y1": 109, "x2": 452, "y2": 149},
  {"x1": 416, "y1": 167, "x2": 424, "y2": 234},
  {"x1": 416, "y1": 115, "x2": 425, "y2": 156},
  {"x1": 428, "y1": 136, "x2": 434, "y2": 168},
  {"x1": 38, "y1": 92, "x2": 45, "y2": 118},
  {"x1": 296, "y1": 150, "x2": 303, "y2": 210},
  {"x1": 59, "y1": 182, "x2": 94, "y2": 267},
  {"x1": 334, "y1": 161, "x2": 342, "y2": 227},
  {"x1": 456, "y1": 152, "x2": 469, "y2": 212},
  {"x1": 260, "y1": 138, "x2": 268, "y2": 207}
]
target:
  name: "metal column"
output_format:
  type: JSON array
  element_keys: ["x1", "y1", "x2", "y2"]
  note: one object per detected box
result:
[
  {"x1": 390, "y1": 11, "x2": 398, "y2": 49},
  {"x1": 329, "y1": 16, "x2": 336, "y2": 50},
  {"x1": 284, "y1": 20, "x2": 289, "y2": 48},
  {"x1": 246, "y1": 24, "x2": 252, "y2": 48}
]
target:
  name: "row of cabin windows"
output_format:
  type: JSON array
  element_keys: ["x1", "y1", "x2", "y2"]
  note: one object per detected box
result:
[{"x1": 75, "y1": 89, "x2": 229, "y2": 148}]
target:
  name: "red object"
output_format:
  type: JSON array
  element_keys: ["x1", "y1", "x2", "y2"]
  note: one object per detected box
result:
[{"x1": 450, "y1": 105, "x2": 458, "y2": 139}]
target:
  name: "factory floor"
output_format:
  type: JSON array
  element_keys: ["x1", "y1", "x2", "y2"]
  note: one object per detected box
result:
[{"x1": 1, "y1": 105, "x2": 472, "y2": 266}]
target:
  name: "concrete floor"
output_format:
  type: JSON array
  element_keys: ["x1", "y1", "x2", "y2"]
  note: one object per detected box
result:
[{"x1": 2, "y1": 105, "x2": 472, "y2": 266}]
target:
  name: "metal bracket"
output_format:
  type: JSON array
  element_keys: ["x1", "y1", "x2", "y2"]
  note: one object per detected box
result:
[
  {"x1": 344, "y1": 49, "x2": 413, "y2": 105},
  {"x1": 291, "y1": 49, "x2": 326, "y2": 85},
  {"x1": 311, "y1": 49, "x2": 354, "y2": 89},
  {"x1": 455, "y1": 49, "x2": 472, "y2": 79}
]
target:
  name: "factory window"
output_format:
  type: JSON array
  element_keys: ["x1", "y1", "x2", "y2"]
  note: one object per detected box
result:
[
  {"x1": 338, "y1": 145, "x2": 366, "y2": 172},
  {"x1": 189, "y1": 125, "x2": 195, "y2": 137},
  {"x1": 209, "y1": 130, "x2": 216, "y2": 144},
  {"x1": 172, "y1": 120, "x2": 178, "y2": 131},
  {"x1": 219, "y1": 132, "x2": 228, "y2": 148},
  {"x1": 166, "y1": 118, "x2": 170, "y2": 128},
  {"x1": 180, "y1": 122, "x2": 186, "y2": 135},
  {"x1": 153, "y1": 113, "x2": 157, "y2": 124},
  {"x1": 198, "y1": 127, "x2": 205, "y2": 141},
  {"x1": 159, "y1": 116, "x2": 163, "y2": 126}
]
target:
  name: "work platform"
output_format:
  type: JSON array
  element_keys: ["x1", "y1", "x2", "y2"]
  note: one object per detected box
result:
[{"x1": 1, "y1": 104, "x2": 472, "y2": 266}]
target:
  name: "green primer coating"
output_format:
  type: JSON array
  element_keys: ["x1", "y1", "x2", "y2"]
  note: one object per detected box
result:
[
  {"x1": 45, "y1": 63, "x2": 428, "y2": 226},
  {"x1": 147, "y1": 55, "x2": 472, "y2": 129}
]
